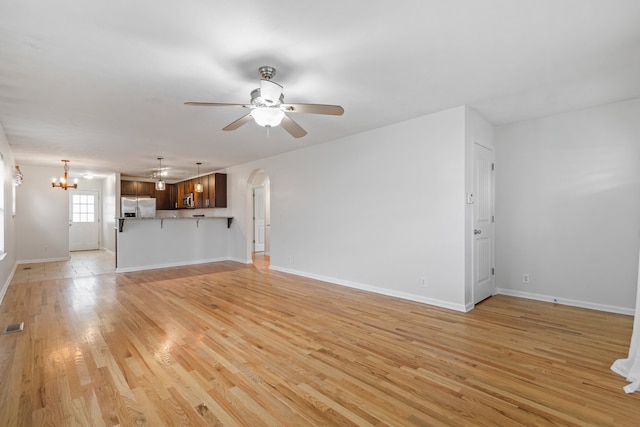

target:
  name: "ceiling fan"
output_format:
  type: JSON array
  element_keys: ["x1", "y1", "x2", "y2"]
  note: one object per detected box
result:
[{"x1": 185, "y1": 66, "x2": 344, "y2": 138}]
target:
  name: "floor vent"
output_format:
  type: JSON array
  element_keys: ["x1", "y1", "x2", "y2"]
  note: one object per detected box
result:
[
  {"x1": 22, "y1": 266, "x2": 32, "y2": 270},
  {"x1": 3, "y1": 322, "x2": 24, "y2": 334}
]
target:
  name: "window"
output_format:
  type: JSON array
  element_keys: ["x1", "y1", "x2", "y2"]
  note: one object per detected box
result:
[{"x1": 72, "y1": 193, "x2": 96, "y2": 223}]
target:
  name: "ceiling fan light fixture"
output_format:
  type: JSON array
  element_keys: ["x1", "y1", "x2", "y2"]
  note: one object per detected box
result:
[
  {"x1": 251, "y1": 107, "x2": 285, "y2": 127},
  {"x1": 260, "y1": 79, "x2": 283, "y2": 105},
  {"x1": 185, "y1": 66, "x2": 343, "y2": 138}
]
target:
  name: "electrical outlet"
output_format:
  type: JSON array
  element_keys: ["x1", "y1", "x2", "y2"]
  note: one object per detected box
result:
[
  {"x1": 287, "y1": 256, "x2": 293, "y2": 265},
  {"x1": 522, "y1": 273, "x2": 530, "y2": 284},
  {"x1": 419, "y1": 277, "x2": 427, "y2": 288}
]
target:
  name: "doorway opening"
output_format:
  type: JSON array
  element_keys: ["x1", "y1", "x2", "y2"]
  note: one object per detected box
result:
[
  {"x1": 248, "y1": 169, "x2": 270, "y2": 269},
  {"x1": 69, "y1": 189, "x2": 100, "y2": 251},
  {"x1": 472, "y1": 142, "x2": 495, "y2": 304}
]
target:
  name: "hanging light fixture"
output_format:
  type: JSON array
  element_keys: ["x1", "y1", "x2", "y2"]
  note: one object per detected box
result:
[
  {"x1": 250, "y1": 107, "x2": 285, "y2": 128},
  {"x1": 155, "y1": 157, "x2": 166, "y2": 191},
  {"x1": 13, "y1": 165, "x2": 24, "y2": 186},
  {"x1": 195, "y1": 162, "x2": 203, "y2": 193},
  {"x1": 51, "y1": 160, "x2": 78, "y2": 190}
]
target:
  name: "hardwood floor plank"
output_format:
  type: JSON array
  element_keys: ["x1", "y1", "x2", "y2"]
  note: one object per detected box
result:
[{"x1": 1, "y1": 260, "x2": 639, "y2": 426}]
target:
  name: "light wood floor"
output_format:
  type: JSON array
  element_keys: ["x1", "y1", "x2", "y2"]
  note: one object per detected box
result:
[
  {"x1": 11, "y1": 250, "x2": 115, "y2": 283},
  {"x1": 0, "y1": 259, "x2": 637, "y2": 426}
]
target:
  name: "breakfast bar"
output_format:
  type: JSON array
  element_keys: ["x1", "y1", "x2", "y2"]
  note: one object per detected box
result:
[{"x1": 116, "y1": 216, "x2": 234, "y2": 272}]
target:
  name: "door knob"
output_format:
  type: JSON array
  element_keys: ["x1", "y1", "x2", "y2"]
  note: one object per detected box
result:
[{"x1": 474, "y1": 229, "x2": 481, "y2": 235}]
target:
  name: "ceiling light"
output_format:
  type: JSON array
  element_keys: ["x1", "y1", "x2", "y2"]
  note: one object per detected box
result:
[
  {"x1": 260, "y1": 79, "x2": 283, "y2": 106},
  {"x1": 195, "y1": 162, "x2": 203, "y2": 193},
  {"x1": 251, "y1": 107, "x2": 285, "y2": 127},
  {"x1": 155, "y1": 157, "x2": 166, "y2": 191},
  {"x1": 51, "y1": 160, "x2": 78, "y2": 190}
]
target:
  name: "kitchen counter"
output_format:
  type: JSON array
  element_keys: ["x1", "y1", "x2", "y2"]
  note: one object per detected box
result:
[
  {"x1": 116, "y1": 215, "x2": 234, "y2": 272},
  {"x1": 117, "y1": 216, "x2": 233, "y2": 232}
]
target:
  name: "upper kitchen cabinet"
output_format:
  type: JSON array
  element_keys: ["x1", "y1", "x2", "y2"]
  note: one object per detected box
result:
[
  {"x1": 154, "y1": 183, "x2": 176, "y2": 210},
  {"x1": 137, "y1": 181, "x2": 154, "y2": 197},
  {"x1": 122, "y1": 173, "x2": 226, "y2": 209},
  {"x1": 194, "y1": 176, "x2": 207, "y2": 209},
  {"x1": 121, "y1": 180, "x2": 137, "y2": 196},
  {"x1": 183, "y1": 179, "x2": 194, "y2": 194},
  {"x1": 121, "y1": 180, "x2": 154, "y2": 197},
  {"x1": 208, "y1": 173, "x2": 227, "y2": 208}
]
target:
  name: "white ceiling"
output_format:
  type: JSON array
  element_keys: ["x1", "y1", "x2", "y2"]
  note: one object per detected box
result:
[{"x1": 1, "y1": 0, "x2": 639, "y2": 181}]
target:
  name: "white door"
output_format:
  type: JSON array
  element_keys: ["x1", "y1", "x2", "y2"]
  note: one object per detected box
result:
[
  {"x1": 69, "y1": 190, "x2": 100, "y2": 251},
  {"x1": 473, "y1": 143, "x2": 495, "y2": 303},
  {"x1": 253, "y1": 186, "x2": 265, "y2": 252}
]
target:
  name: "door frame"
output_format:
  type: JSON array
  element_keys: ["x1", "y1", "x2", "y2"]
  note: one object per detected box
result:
[
  {"x1": 246, "y1": 169, "x2": 271, "y2": 263},
  {"x1": 253, "y1": 185, "x2": 266, "y2": 252},
  {"x1": 69, "y1": 188, "x2": 101, "y2": 251},
  {"x1": 472, "y1": 141, "x2": 496, "y2": 305}
]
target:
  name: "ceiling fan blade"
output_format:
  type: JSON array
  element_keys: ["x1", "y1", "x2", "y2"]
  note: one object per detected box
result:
[
  {"x1": 223, "y1": 113, "x2": 253, "y2": 131},
  {"x1": 280, "y1": 115, "x2": 307, "y2": 138},
  {"x1": 185, "y1": 102, "x2": 251, "y2": 108},
  {"x1": 281, "y1": 103, "x2": 344, "y2": 116}
]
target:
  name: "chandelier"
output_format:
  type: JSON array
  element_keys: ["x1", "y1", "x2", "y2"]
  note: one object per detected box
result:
[
  {"x1": 13, "y1": 165, "x2": 24, "y2": 186},
  {"x1": 51, "y1": 160, "x2": 78, "y2": 190}
]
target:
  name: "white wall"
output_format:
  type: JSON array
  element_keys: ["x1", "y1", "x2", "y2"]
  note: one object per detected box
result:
[
  {"x1": 102, "y1": 173, "x2": 117, "y2": 253},
  {"x1": 15, "y1": 164, "x2": 70, "y2": 262},
  {"x1": 495, "y1": 98, "x2": 640, "y2": 314},
  {"x1": 15, "y1": 166, "x2": 119, "y2": 261},
  {"x1": 227, "y1": 106, "x2": 470, "y2": 311},
  {"x1": 0, "y1": 123, "x2": 17, "y2": 303}
]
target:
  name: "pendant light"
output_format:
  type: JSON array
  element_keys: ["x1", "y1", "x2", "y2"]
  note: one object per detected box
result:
[
  {"x1": 195, "y1": 162, "x2": 203, "y2": 193},
  {"x1": 155, "y1": 157, "x2": 166, "y2": 191}
]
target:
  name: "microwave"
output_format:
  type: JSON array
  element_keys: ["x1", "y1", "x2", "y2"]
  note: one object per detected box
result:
[{"x1": 183, "y1": 192, "x2": 194, "y2": 208}]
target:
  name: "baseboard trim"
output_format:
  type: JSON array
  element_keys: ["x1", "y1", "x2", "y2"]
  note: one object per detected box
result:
[
  {"x1": 17, "y1": 256, "x2": 70, "y2": 264},
  {"x1": 116, "y1": 257, "x2": 231, "y2": 273},
  {"x1": 0, "y1": 262, "x2": 19, "y2": 306},
  {"x1": 269, "y1": 265, "x2": 469, "y2": 312},
  {"x1": 496, "y1": 288, "x2": 634, "y2": 316}
]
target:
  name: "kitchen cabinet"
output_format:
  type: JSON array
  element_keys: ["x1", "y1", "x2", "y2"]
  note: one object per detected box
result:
[
  {"x1": 154, "y1": 183, "x2": 176, "y2": 210},
  {"x1": 122, "y1": 172, "x2": 226, "y2": 210},
  {"x1": 183, "y1": 180, "x2": 194, "y2": 194},
  {"x1": 121, "y1": 180, "x2": 154, "y2": 197},
  {"x1": 137, "y1": 181, "x2": 154, "y2": 197},
  {"x1": 194, "y1": 177, "x2": 206, "y2": 208},
  {"x1": 176, "y1": 181, "x2": 194, "y2": 208},
  {"x1": 121, "y1": 180, "x2": 137, "y2": 196},
  {"x1": 207, "y1": 173, "x2": 227, "y2": 208},
  {"x1": 121, "y1": 180, "x2": 176, "y2": 209}
]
